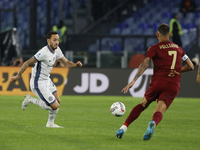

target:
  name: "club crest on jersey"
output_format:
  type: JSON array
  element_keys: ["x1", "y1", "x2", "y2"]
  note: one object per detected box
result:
[{"x1": 48, "y1": 96, "x2": 53, "y2": 101}]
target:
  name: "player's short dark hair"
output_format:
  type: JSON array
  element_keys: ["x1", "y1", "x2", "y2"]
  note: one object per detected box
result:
[
  {"x1": 158, "y1": 23, "x2": 170, "y2": 36},
  {"x1": 47, "y1": 31, "x2": 58, "y2": 39}
]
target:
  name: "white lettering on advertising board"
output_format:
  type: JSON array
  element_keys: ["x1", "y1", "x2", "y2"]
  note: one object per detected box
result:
[
  {"x1": 128, "y1": 68, "x2": 153, "y2": 97},
  {"x1": 73, "y1": 73, "x2": 109, "y2": 93}
]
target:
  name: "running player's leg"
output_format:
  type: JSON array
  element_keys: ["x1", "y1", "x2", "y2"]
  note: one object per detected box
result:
[
  {"x1": 27, "y1": 87, "x2": 58, "y2": 110},
  {"x1": 34, "y1": 89, "x2": 62, "y2": 127},
  {"x1": 23, "y1": 79, "x2": 62, "y2": 127},
  {"x1": 144, "y1": 82, "x2": 178, "y2": 140},
  {"x1": 143, "y1": 100, "x2": 167, "y2": 140},
  {"x1": 27, "y1": 78, "x2": 59, "y2": 110},
  {"x1": 45, "y1": 91, "x2": 61, "y2": 127},
  {"x1": 143, "y1": 100, "x2": 170, "y2": 141},
  {"x1": 49, "y1": 79, "x2": 60, "y2": 106},
  {"x1": 153, "y1": 100, "x2": 167, "y2": 125},
  {"x1": 22, "y1": 78, "x2": 53, "y2": 110},
  {"x1": 124, "y1": 96, "x2": 151, "y2": 127},
  {"x1": 152, "y1": 84, "x2": 178, "y2": 127},
  {"x1": 116, "y1": 96, "x2": 152, "y2": 139},
  {"x1": 116, "y1": 82, "x2": 158, "y2": 139},
  {"x1": 46, "y1": 79, "x2": 62, "y2": 128},
  {"x1": 53, "y1": 91, "x2": 60, "y2": 104}
]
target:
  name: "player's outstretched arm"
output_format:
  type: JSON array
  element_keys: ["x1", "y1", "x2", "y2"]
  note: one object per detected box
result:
[
  {"x1": 181, "y1": 58, "x2": 194, "y2": 72},
  {"x1": 121, "y1": 57, "x2": 150, "y2": 94},
  {"x1": 59, "y1": 56, "x2": 82, "y2": 68},
  {"x1": 10, "y1": 57, "x2": 38, "y2": 82},
  {"x1": 196, "y1": 65, "x2": 200, "y2": 83}
]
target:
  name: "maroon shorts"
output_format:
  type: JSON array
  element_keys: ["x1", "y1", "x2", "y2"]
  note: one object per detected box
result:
[{"x1": 144, "y1": 80, "x2": 180, "y2": 109}]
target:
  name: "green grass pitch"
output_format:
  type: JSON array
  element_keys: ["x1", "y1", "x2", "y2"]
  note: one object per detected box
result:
[{"x1": 0, "y1": 95, "x2": 199, "y2": 150}]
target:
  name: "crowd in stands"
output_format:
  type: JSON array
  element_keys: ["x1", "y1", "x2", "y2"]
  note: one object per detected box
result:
[
  {"x1": 89, "y1": 0, "x2": 200, "y2": 55},
  {"x1": 0, "y1": 0, "x2": 200, "y2": 67}
]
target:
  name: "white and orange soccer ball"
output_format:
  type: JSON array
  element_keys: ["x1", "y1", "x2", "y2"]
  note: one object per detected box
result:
[{"x1": 110, "y1": 102, "x2": 126, "y2": 117}]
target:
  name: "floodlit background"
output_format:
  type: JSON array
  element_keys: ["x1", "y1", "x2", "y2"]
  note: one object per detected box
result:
[{"x1": 1, "y1": 0, "x2": 200, "y2": 68}]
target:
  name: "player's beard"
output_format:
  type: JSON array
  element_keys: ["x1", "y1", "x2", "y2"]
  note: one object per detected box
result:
[{"x1": 49, "y1": 42, "x2": 58, "y2": 50}]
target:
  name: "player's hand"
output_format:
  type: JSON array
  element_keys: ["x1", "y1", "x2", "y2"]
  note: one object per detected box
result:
[
  {"x1": 121, "y1": 81, "x2": 135, "y2": 94},
  {"x1": 76, "y1": 61, "x2": 82, "y2": 67},
  {"x1": 10, "y1": 74, "x2": 20, "y2": 82}
]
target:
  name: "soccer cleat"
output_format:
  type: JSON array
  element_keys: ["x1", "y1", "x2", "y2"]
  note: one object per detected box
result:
[
  {"x1": 143, "y1": 120, "x2": 156, "y2": 141},
  {"x1": 22, "y1": 94, "x2": 32, "y2": 110},
  {"x1": 46, "y1": 123, "x2": 63, "y2": 128},
  {"x1": 115, "y1": 129, "x2": 124, "y2": 139}
]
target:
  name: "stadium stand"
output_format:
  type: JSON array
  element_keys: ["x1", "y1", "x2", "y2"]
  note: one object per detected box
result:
[
  {"x1": 88, "y1": 0, "x2": 199, "y2": 54},
  {"x1": 0, "y1": 0, "x2": 199, "y2": 68},
  {"x1": 0, "y1": 0, "x2": 88, "y2": 50}
]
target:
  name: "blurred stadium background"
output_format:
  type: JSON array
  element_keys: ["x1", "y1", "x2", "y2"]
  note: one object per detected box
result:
[
  {"x1": 1, "y1": 2, "x2": 200, "y2": 149},
  {"x1": 1, "y1": 0, "x2": 200, "y2": 68}
]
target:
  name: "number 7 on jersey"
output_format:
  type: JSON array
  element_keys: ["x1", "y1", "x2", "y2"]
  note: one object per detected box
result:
[{"x1": 168, "y1": 51, "x2": 177, "y2": 69}]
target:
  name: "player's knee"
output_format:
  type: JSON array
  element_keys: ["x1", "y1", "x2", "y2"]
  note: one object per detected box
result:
[
  {"x1": 50, "y1": 101, "x2": 59, "y2": 110},
  {"x1": 141, "y1": 103, "x2": 146, "y2": 108},
  {"x1": 141, "y1": 101, "x2": 151, "y2": 109},
  {"x1": 51, "y1": 105, "x2": 59, "y2": 110},
  {"x1": 140, "y1": 98, "x2": 149, "y2": 108}
]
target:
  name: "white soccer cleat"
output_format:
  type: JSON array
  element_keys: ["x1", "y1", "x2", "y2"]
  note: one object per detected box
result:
[
  {"x1": 22, "y1": 94, "x2": 32, "y2": 110},
  {"x1": 46, "y1": 123, "x2": 63, "y2": 128}
]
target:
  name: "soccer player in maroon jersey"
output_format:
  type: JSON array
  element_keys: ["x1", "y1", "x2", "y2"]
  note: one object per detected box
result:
[{"x1": 116, "y1": 23, "x2": 194, "y2": 140}]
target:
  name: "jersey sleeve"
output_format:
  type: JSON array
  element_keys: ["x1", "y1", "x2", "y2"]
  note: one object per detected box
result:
[
  {"x1": 56, "y1": 47, "x2": 64, "y2": 60},
  {"x1": 146, "y1": 46, "x2": 156, "y2": 58},
  {"x1": 33, "y1": 48, "x2": 45, "y2": 61}
]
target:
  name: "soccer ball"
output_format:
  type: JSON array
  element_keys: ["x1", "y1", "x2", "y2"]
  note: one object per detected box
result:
[{"x1": 110, "y1": 102, "x2": 126, "y2": 117}]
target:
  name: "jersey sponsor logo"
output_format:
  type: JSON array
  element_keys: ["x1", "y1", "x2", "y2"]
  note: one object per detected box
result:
[
  {"x1": 168, "y1": 70, "x2": 180, "y2": 77},
  {"x1": 48, "y1": 96, "x2": 53, "y2": 101},
  {"x1": 128, "y1": 68, "x2": 153, "y2": 97}
]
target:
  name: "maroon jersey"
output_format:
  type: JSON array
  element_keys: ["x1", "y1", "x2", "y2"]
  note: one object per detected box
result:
[{"x1": 146, "y1": 41, "x2": 185, "y2": 87}]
